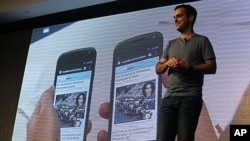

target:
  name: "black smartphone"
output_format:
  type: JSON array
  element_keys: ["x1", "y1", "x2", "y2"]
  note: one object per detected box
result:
[
  {"x1": 108, "y1": 32, "x2": 163, "y2": 141},
  {"x1": 53, "y1": 47, "x2": 96, "y2": 141}
]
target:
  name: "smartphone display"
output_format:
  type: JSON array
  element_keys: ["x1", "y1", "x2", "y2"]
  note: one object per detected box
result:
[
  {"x1": 53, "y1": 48, "x2": 96, "y2": 141},
  {"x1": 109, "y1": 32, "x2": 163, "y2": 141}
]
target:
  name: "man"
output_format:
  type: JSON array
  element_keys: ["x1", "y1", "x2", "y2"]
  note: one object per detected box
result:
[{"x1": 156, "y1": 4, "x2": 217, "y2": 141}]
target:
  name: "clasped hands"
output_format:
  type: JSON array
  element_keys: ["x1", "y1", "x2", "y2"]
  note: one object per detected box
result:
[{"x1": 166, "y1": 57, "x2": 190, "y2": 71}]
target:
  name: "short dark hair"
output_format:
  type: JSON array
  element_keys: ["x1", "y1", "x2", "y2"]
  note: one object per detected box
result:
[
  {"x1": 142, "y1": 81, "x2": 155, "y2": 97},
  {"x1": 174, "y1": 4, "x2": 197, "y2": 24}
]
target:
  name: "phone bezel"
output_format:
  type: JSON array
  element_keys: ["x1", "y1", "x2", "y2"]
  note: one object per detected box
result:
[
  {"x1": 53, "y1": 47, "x2": 96, "y2": 141},
  {"x1": 109, "y1": 32, "x2": 163, "y2": 141}
]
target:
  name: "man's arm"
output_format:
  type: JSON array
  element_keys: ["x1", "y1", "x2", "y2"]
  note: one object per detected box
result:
[
  {"x1": 155, "y1": 58, "x2": 168, "y2": 74},
  {"x1": 191, "y1": 58, "x2": 217, "y2": 74},
  {"x1": 177, "y1": 58, "x2": 217, "y2": 74}
]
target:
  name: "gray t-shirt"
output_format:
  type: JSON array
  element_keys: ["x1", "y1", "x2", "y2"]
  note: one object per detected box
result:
[{"x1": 161, "y1": 34, "x2": 216, "y2": 97}]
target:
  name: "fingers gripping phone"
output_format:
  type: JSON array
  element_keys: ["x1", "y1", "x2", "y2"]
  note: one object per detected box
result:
[
  {"x1": 109, "y1": 32, "x2": 163, "y2": 141},
  {"x1": 53, "y1": 47, "x2": 96, "y2": 141}
]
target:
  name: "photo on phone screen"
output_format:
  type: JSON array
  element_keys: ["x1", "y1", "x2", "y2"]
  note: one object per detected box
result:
[
  {"x1": 109, "y1": 32, "x2": 163, "y2": 141},
  {"x1": 53, "y1": 47, "x2": 96, "y2": 141}
]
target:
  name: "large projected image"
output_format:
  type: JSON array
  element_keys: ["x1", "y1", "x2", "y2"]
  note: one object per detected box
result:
[{"x1": 12, "y1": 0, "x2": 250, "y2": 141}]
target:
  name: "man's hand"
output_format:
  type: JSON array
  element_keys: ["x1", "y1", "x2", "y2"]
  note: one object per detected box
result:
[
  {"x1": 166, "y1": 57, "x2": 180, "y2": 69},
  {"x1": 26, "y1": 86, "x2": 92, "y2": 141},
  {"x1": 176, "y1": 58, "x2": 190, "y2": 71},
  {"x1": 97, "y1": 102, "x2": 110, "y2": 141},
  {"x1": 26, "y1": 86, "x2": 60, "y2": 141}
]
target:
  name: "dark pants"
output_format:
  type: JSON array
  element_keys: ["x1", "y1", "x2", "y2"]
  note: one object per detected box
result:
[{"x1": 157, "y1": 96, "x2": 203, "y2": 141}]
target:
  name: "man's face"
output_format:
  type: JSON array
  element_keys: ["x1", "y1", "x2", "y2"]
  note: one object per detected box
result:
[{"x1": 173, "y1": 7, "x2": 191, "y2": 33}]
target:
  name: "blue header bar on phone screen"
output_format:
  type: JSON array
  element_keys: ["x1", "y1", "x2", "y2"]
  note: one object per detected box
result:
[
  {"x1": 57, "y1": 71, "x2": 91, "y2": 83},
  {"x1": 55, "y1": 71, "x2": 91, "y2": 94},
  {"x1": 115, "y1": 57, "x2": 158, "y2": 75}
]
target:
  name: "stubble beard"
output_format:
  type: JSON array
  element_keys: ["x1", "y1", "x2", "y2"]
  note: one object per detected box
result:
[
  {"x1": 176, "y1": 21, "x2": 190, "y2": 33},
  {"x1": 177, "y1": 26, "x2": 185, "y2": 33}
]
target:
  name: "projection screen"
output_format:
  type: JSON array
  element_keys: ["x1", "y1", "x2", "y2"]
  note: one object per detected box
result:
[{"x1": 12, "y1": 0, "x2": 250, "y2": 140}]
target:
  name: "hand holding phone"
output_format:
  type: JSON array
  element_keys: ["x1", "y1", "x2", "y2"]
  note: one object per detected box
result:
[
  {"x1": 27, "y1": 85, "x2": 93, "y2": 141},
  {"x1": 27, "y1": 86, "x2": 60, "y2": 141},
  {"x1": 53, "y1": 47, "x2": 96, "y2": 141}
]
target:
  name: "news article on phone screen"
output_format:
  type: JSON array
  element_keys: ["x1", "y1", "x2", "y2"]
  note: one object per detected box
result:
[
  {"x1": 109, "y1": 32, "x2": 163, "y2": 141},
  {"x1": 53, "y1": 48, "x2": 96, "y2": 141}
]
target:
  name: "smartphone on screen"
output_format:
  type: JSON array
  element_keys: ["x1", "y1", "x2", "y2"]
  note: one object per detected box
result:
[
  {"x1": 53, "y1": 47, "x2": 96, "y2": 141},
  {"x1": 108, "y1": 32, "x2": 163, "y2": 141}
]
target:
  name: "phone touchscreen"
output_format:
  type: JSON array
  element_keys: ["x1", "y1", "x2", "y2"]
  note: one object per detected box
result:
[
  {"x1": 54, "y1": 48, "x2": 96, "y2": 141},
  {"x1": 109, "y1": 32, "x2": 163, "y2": 141}
]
